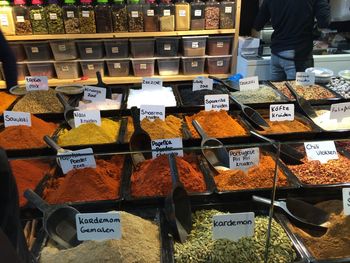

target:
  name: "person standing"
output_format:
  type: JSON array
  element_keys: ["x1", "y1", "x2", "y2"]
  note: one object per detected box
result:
[
  {"x1": 0, "y1": 30, "x2": 18, "y2": 90},
  {"x1": 252, "y1": 0, "x2": 330, "y2": 80}
]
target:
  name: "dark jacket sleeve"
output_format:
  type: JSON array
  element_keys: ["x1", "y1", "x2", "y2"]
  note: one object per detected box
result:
[
  {"x1": 314, "y1": 0, "x2": 331, "y2": 28},
  {"x1": 0, "y1": 31, "x2": 18, "y2": 90},
  {"x1": 253, "y1": 0, "x2": 271, "y2": 31}
]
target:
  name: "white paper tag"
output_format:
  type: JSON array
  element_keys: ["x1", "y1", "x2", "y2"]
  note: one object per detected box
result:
[
  {"x1": 82, "y1": 10, "x2": 90, "y2": 17},
  {"x1": 205, "y1": 94, "x2": 229, "y2": 111},
  {"x1": 76, "y1": 212, "x2": 121, "y2": 241},
  {"x1": 217, "y1": 41, "x2": 224, "y2": 48},
  {"x1": 66, "y1": 11, "x2": 74, "y2": 18},
  {"x1": 114, "y1": 63, "x2": 121, "y2": 69},
  {"x1": 217, "y1": 60, "x2": 224, "y2": 67},
  {"x1": 213, "y1": 212, "x2": 255, "y2": 241},
  {"x1": 58, "y1": 44, "x2": 66, "y2": 51},
  {"x1": 73, "y1": 110, "x2": 101, "y2": 127},
  {"x1": 111, "y1": 46, "x2": 119, "y2": 53},
  {"x1": 147, "y1": 9, "x2": 154, "y2": 16},
  {"x1": 179, "y1": 10, "x2": 186, "y2": 16},
  {"x1": 31, "y1": 47, "x2": 39, "y2": 53},
  {"x1": 239, "y1": 76, "x2": 259, "y2": 91},
  {"x1": 49, "y1": 13, "x2": 57, "y2": 20},
  {"x1": 342, "y1": 188, "x2": 350, "y2": 216},
  {"x1": 193, "y1": 77, "x2": 213, "y2": 91},
  {"x1": 330, "y1": 102, "x2": 350, "y2": 121},
  {"x1": 85, "y1": 47, "x2": 93, "y2": 54},
  {"x1": 304, "y1": 141, "x2": 338, "y2": 164},
  {"x1": 0, "y1": 14, "x2": 9, "y2": 26},
  {"x1": 58, "y1": 148, "x2": 96, "y2": 174},
  {"x1": 3, "y1": 111, "x2": 31, "y2": 127},
  {"x1": 33, "y1": 13, "x2": 42, "y2": 20},
  {"x1": 164, "y1": 44, "x2": 171, "y2": 51},
  {"x1": 142, "y1": 78, "x2": 163, "y2": 90},
  {"x1": 296, "y1": 72, "x2": 315, "y2": 86},
  {"x1": 229, "y1": 147, "x2": 260, "y2": 171},
  {"x1": 151, "y1": 138, "x2": 184, "y2": 159},
  {"x1": 25, "y1": 76, "x2": 49, "y2": 91},
  {"x1": 16, "y1": 16, "x2": 25, "y2": 23},
  {"x1": 163, "y1": 9, "x2": 171, "y2": 16},
  {"x1": 131, "y1": 11, "x2": 138, "y2": 17},
  {"x1": 194, "y1": 9, "x2": 202, "y2": 16},
  {"x1": 140, "y1": 63, "x2": 147, "y2": 70},
  {"x1": 83, "y1": 86, "x2": 106, "y2": 102},
  {"x1": 192, "y1": 41, "x2": 199, "y2": 48},
  {"x1": 140, "y1": 105, "x2": 165, "y2": 121},
  {"x1": 225, "y1": 6, "x2": 232, "y2": 13},
  {"x1": 87, "y1": 64, "x2": 94, "y2": 70},
  {"x1": 191, "y1": 61, "x2": 198, "y2": 67},
  {"x1": 269, "y1": 104, "x2": 295, "y2": 122},
  {"x1": 61, "y1": 66, "x2": 69, "y2": 72}
]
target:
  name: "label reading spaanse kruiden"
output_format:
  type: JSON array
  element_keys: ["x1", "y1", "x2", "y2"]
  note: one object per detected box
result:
[{"x1": 204, "y1": 94, "x2": 229, "y2": 111}]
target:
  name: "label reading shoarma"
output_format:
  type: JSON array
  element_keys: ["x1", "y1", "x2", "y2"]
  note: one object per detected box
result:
[
  {"x1": 3, "y1": 111, "x2": 31, "y2": 128},
  {"x1": 58, "y1": 148, "x2": 96, "y2": 174},
  {"x1": 213, "y1": 212, "x2": 255, "y2": 241},
  {"x1": 342, "y1": 188, "x2": 350, "y2": 216},
  {"x1": 151, "y1": 138, "x2": 184, "y2": 159},
  {"x1": 142, "y1": 78, "x2": 163, "y2": 90},
  {"x1": 74, "y1": 110, "x2": 101, "y2": 128},
  {"x1": 304, "y1": 141, "x2": 338, "y2": 164},
  {"x1": 76, "y1": 212, "x2": 121, "y2": 241},
  {"x1": 140, "y1": 105, "x2": 165, "y2": 121},
  {"x1": 296, "y1": 72, "x2": 315, "y2": 86},
  {"x1": 269, "y1": 104, "x2": 295, "y2": 122},
  {"x1": 330, "y1": 102, "x2": 350, "y2": 121},
  {"x1": 25, "y1": 76, "x2": 49, "y2": 91},
  {"x1": 193, "y1": 77, "x2": 213, "y2": 91},
  {"x1": 83, "y1": 86, "x2": 106, "y2": 102},
  {"x1": 229, "y1": 147, "x2": 260, "y2": 171},
  {"x1": 239, "y1": 76, "x2": 259, "y2": 91},
  {"x1": 205, "y1": 94, "x2": 229, "y2": 111}
]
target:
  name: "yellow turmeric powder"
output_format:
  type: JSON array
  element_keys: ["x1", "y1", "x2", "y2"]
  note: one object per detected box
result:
[{"x1": 0, "y1": 92, "x2": 17, "y2": 114}]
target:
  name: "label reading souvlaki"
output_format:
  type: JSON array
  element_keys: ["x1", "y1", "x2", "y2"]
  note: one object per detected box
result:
[
  {"x1": 142, "y1": 77, "x2": 163, "y2": 90},
  {"x1": 83, "y1": 86, "x2": 106, "y2": 102},
  {"x1": 296, "y1": 72, "x2": 315, "y2": 86},
  {"x1": 140, "y1": 105, "x2": 165, "y2": 121},
  {"x1": 304, "y1": 141, "x2": 338, "y2": 164},
  {"x1": 204, "y1": 94, "x2": 229, "y2": 111},
  {"x1": 25, "y1": 76, "x2": 49, "y2": 91},
  {"x1": 229, "y1": 147, "x2": 260, "y2": 171},
  {"x1": 58, "y1": 148, "x2": 96, "y2": 174},
  {"x1": 151, "y1": 138, "x2": 184, "y2": 159},
  {"x1": 342, "y1": 188, "x2": 350, "y2": 216},
  {"x1": 238, "y1": 76, "x2": 259, "y2": 91},
  {"x1": 76, "y1": 212, "x2": 121, "y2": 241},
  {"x1": 330, "y1": 102, "x2": 350, "y2": 121},
  {"x1": 212, "y1": 212, "x2": 255, "y2": 241},
  {"x1": 193, "y1": 77, "x2": 213, "y2": 91},
  {"x1": 269, "y1": 104, "x2": 295, "y2": 122},
  {"x1": 3, "y1": 111, "x2": 31, "y2": 127},
  {"x1": 73, "y1": 110, "x2": 101, "y2": 127}
]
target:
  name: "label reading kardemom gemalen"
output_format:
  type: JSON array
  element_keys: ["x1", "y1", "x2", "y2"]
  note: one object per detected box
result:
[
  {"x1": 58, "y1": 148, "x2": 96, "y2": 174},
  {"x1": 229, "y1": 147, "x2": 260, "y2": 171},
  {"x1": 76, "y1": 212, "x2": 121, "y2": 241},
  {"x1": 204, "y1": 94, "x2": 229, "y2": 111},
  {"x1": 193, "y1": 77, "x2": 213, "y2": 91},
  {"x1": 212, "y1": 212, "x2": 255, "y2": 241},
  {"x1": 140, "y1": 105, "x2": 165, "y2": 121},
  {"x1": 304, "y1": 141, "x2": 338, "y2": 164},
  {"x1": 83, "y1": 86, "x2": 106, "y2": 102},
  {"x1": 330, "y1": 102, "x2": 350, "y2": 121},
  {"x1": 73, "y1": 110, "x2": 101, "y2": 128},
  {"x1": 151, "y1": 138, "x2": 184, "y2": 159},
  {"x1": 4, "y1": 111, "x2": 31, "y2": 127},
  {"x1": 269, "y1": 104, "x2": 295, "y2": 122}
]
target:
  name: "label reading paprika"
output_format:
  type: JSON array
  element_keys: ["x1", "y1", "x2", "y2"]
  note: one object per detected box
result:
[
  {"x1": 58, "y1": 148, "x2": 96, "y2": 174},
  {"x1": 151, "y1": 138, "x2": 184, "y2": 159}
]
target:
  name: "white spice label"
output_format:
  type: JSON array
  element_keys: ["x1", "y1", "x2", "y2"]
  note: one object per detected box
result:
[
  {"x1": 83, "y1": 86, "x2": 106, "y2": 102},
  {"x1": 25, "y1": 76, "x2": 49, "y2": 91},
  {"x1": 163, "y1": 9, "x2": 171, "y2": 16},
  {"x1": 296, "y1": 72, "x2": 315, "y2": 86},
  {"x1": 191, "y1": 61, "x2": 198, "y2": 67},
  {"x1": 58, "y1": 44, "x2": 66, "y2": 51},
  {"x1": 229, "y1": 147, "x2": 260, "y2": 171},
  {"x1": 87, "y1": 64, "x2": 94, "y2": 70},
  {"x1": 33, "y1": 13, "x2": 42, "y2": 20},
  {"x1": 4, "y1": 111, "x2": 31, "y2": 128},
  {"x1": 85, "y1": 47, "x2": 93, "y2": 54},
  {"x1": 342, "y1": 188, "x2": 350, "y2": 216},
  {"x1": 31, "y1": 47, "x2": 39, "y2": 53},
  {"x1": 16, "y1": 16, "x2": 25, "y2": 23},
  {"x1": 49, "y1": 13, "x2": 58, "y2": 20},
  {"x1": 164, "y1": 44, "x2": 171, "y2": 51},
  {"x1": 330, "y1": 102, "x2": 350, "y2": 121},
  {"x1": 114, "y1": 63, "x2": 121, "y2": 69},
  {"x1": 140, "y1": 64, "x2": 147, "y2": 70},
  {"x1": 239, "y1": 76, "x2": 259, "y2": 91},
  {"x1": 217, "y1": 41, "x2": 224, "y2": 48},
  {"x1": 147, "y1": 9, "x2": 154, "y2": 16},
  {"x1": 0, "y1": 14, "x2": 9, "y2": 26},
  {"x1": 151, "y1": 138, "x2": 184, "y2": 159},
  {"x1": 58, "y1": 148, "x2": 96, "y2": 174},
  {"x1": 111, "y1": 47, "x2": 119, "y2": 53},
  {"x1": 205, "y1": 94, "x2": 229, "y2": 111},
  {"x1": 225, "y1": 6, "x2": 232, "y2": 13},
  {"x1": 82, "y1": 11, "x2": 90, "y2": 17},
  {"x1": 194, "y1": 9, "x2": 202, "y2": 16},
  {"x1": 304, "y1": 141, "x2": 338, "y2": 164},
  {"x1": 193, "y1": 77, "x2": 213, "y2": 91},
  {"x1": 66, "y1": 11, "x2": 75, "y2": 18},
  {"x1": 192, "y1": 41, "x2": 199, "y2": 48},
  {"x1": 142, "y1": 77, "x2": 163, "y2": 90},
  {"x1": 217, "y1": 60, "x2": 224, "y2": 67},
  {"x1": 74, "y1": 110, "x2": 101, "y2": 127},
  {"x1": 179, "y1": 10, "x2": 186, "y2": 17},
  {"x1": 213, "y1": 212, "x2": 255, "y2": 241},
  {"x1": 131, "y1": 11, "x2": 139, "y2": 18},
  {"x1": 269, "y1": 104, "x2": 295, "y2": 122},
  {"x1": 76, "y1": 212, "x2": 121, "y2": 241},
  {"x1": 140, "y1": 104, "x2": 165, "y2": 121},
  {"x1": 61, "y1": 65, "x2": 69, "y2": 72}
]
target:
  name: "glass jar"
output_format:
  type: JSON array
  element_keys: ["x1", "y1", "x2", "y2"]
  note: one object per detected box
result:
[
  {"x1": 63, "y1": 0, "x2": 80, "y2": 33},
  {"x1": 159, "y1": 0, "x2": 174, "y2": 32},
  {"x1": 29, "y1": 0, "x2": 48, "y2": 34},
  {"x1": 95, "y1": 0, "x2": 113, "y2": 33},
  {"x1": 220, "y1": 0, "x2": 235, "y2": 29},
  {"x1": 111, "y1": 0, "x2": 128, "y2": 32},
  {"x1": 127, "y1": 0, "x2": 144, "y2": 32},
  {"x1": 0, "y1": 0, "x2": 16, "y2": 35},
  {"x1": 78, "y1": 0, "x2": 96, "y2": 33},
  {"x1": 143, "y1": 0, "x2": 158, "y2": 32},
  {"x1": 45, "y1": 0, "x2": 65, "y2": 34},
  {"x1": 205, "y1": 0, "x2": 219, "y2": 29},
  {"x1": 13, "y1": 0, "x2": 33, "y2": 35},
  {"x1": 175, "y1": 0, "x2": 189, "y2": 31},
  {"x1": 190, "y1": 0, "x2": 205, "y2": 30}
]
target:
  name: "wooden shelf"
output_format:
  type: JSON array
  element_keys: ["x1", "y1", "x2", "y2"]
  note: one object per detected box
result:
[
  {"x1": 5, "y1": 29, "x2": 235, "y2": 41},
  {"x1": 0, "y1": 74, "x2": 230, "y2": 88}
]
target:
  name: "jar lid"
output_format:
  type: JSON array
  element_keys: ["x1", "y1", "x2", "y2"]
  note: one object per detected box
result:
[
  {"x1": 64, "y1": 0, "x2": 75, "y2": 4},
  {"x1": 97, "y1": 0, "x2": 108, "y2": 3},
  {"x1": 14, "y1": 0, "x2": 26, "y2": 5},
  {"x1": 113, "y1": 0, "x2": 124, "y2": 3},
  {"x1": 32, "y1": 0, "x2": 43, "y2": 4},
  {"x1": 129, "y1": 0, "x2": 139, "y2": 4}
]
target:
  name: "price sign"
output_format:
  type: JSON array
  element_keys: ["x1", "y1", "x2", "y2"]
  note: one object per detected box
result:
[
  {"x1": 151, "y1": 138, "x2": 183, "y2": 159},
  {"x1": 83, "y1": 86, "x2": 106, "y2": 102},
  {"x1": 25, "y1": 76, "x2": 49, "y2": 91},
  {"x1": 3, "y1": 111, "x2": 31, "y2": 127},
  {"x1": 76, "y1": 212, "x2": 121, "y2": 241},
  {"x1": 304, "y1": 141, "x2": 338, "y2": 164},
  {"x1": 269, "y1": 104, "x2": 295, "y2": 121},
  {"x1": 213, "y1": 212, "x2": 255, "y2": 241},
  {"x1": 204, "y1": 94, "x2": 229, "y2": 111},
  {"x1": 238, "y1": 76, "x2": 259, "y2": 91},
  {"x1": 229, "y1": 147, "x2": 260, "y2": 171},
  {"x1": 142, "y1": 78, "x2": 163, "y2": 90},
  {"x1": 193, "y1": 77, "x2": 213, "y2": 91},
  {"x1": 73, "y1": 110, "x2": 101, "y2": 128},
  {"x1": 140, "y1": 105, "x2": 165, "y2": 121},
  {"x1": 58, "y1": 148, "x2": 96, "y2": 174},
  {"x1": 330, "y1": 102, "x2": 350, "y2": 121},
  {"x1": 342, "y1": 188, "x2": 350, "y2": 216},
  {"x1": 296, "y1": 72, "x2": 315, "y2": 86}
]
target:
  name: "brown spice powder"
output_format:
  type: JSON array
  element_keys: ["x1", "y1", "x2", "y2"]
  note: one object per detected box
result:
[{"x1": 260, "y1": 119, "x2": 312, "y2": 134}]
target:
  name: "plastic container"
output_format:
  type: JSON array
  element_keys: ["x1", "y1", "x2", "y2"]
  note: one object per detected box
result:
[
  {"x1": 190, "y1": 0, "x2": 205, "y2": 30},
  {"x1": 159, "y1": 0, "x2": 175, "y2": 31},
  {"x1": 131, "y1": 58, "x2": 155, "y2": 76},
  {"x1": 182, "y1": 36, "x2": 207, "y2": 56},
  {"x1": 16, "y1": 62, "x2": 28, "y2": 80},
  {"x1": 80, "y1": 60, "x2": 105, "y2": 78},
  {"x1": 205, "y1": 0, "x2": 219, "y2": 29},
  {"x1": 219, "y1": 0, "x2": 235, "y2": 29},
  {"x1": 54, "y1": 61, "x2": 80, "y2": 79},
  {"x1": 76, "y1": 40, "x2": 104, "y2": 59},
  {"x1": 78, "y1": 0, "x2": 96, "y2": 33},
  {"x1": 127, "y1": 0, "x2": 144, "y2": 32},
  {"x1": 50, "y1": 39, "x2": 78, "y2": 61},
  {"x1": 27, "y1": 62, "x2": 55, "y2": 79},
  {"x1": 23, "y1": 41, "x2": 52, "y2": 61},
  {"x1": 0, "y1": 0, "x2": 15, "y2": 35},
  {"x1": 111, "y1": 0, "x2": 128, "y2": 32},
  {"x1": 13, "y1": 0, "x2": 33, "y2": 35},
  {"x1": 175, "y1": 0, "x2": 190, "y2": 30},
  {"x1": 9, "y1": 42, "x2": 26, "y2": 61},
  {"x1": 104, "y1": 39, "x2": 129, "y2": 58},
  {"x1": 156, "y1": 37, "x2": 179, "y2": 56},
  {"x1": 207, "y1": 35, "x2": 232, "y2": 55},
  {"x1": 130, "y1": 38, "x2": 155, "y2": 58},
  {"x1": 63, "y1": 0, "x2": 80, "y2": 34},
  {"x1": 182, "y1": 56, "x2": 205, "y2": 75},
  {"x1": 206, "y1": 55, "x2": 231, "y2": 74},
  {"x1": 157, "y1": 57, "x2": 180, "y2": 76},
  {"x1": 143, "y1": 0, "x2": 159, "y2": 32},
  {"x1": 106, "y1": 58, "x2": 130, "y2": 77},
  {"x1": 29, "y1": 0, "x2": 48, "y2": 34},
  {"x1": 95, "y1": 0, "x2": 113, "y2": 33},
  {"x1": 45, "y1": 0, "x2": 65, "y2": 34}
]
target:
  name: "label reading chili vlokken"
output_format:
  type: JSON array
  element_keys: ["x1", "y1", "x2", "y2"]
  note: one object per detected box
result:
[
  {"x1": 229, "y1": 147, "x2": 260, "y2": 171},
  {"x1": 25, "y1": 76, "x2": 49, "y2": 91},
  {"x1": 73, "y1": 110, "x2": 101, "y2": 127},
  {"x1": 212, "y1": 212, "x2": 255, "y2": 241},
  {"x1": 204, "y1": 94, "x2": 229, "y2": 111},
  {"x1": 58, "y1": 148, "x2": 96, "y2": 174},
  {"x1": 304, "y1": 141, "x2": 338, "y2": 164},
  {"x1": 238, "y1": 76, "x2": 259, "y2": 91},
  {"x1": 151, "y1": 138, "x2": 184, "y2": 159},
  {"x1": 140, "y1": 104, "x2": 165, "y2": 121},
  {"x1": 193, "y1": 77, "x2": 213, "y2": 91},
  {"x1": 269, "y1": 104, "x2": 295, "y2": 122},
  {"x1": 342, "y1": 188, "x2": 350, "y2": 216},
  {"x1": 4, "y1": 111, "x2": 31, "y2": 127}
]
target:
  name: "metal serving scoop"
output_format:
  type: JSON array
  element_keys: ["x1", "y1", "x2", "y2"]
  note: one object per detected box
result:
[{"x1": 56, "y1": 93, "x2": 77, "y2": 128}]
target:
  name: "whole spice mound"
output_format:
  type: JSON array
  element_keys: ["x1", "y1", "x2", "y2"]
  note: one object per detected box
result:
[
  {"x1": 291, "y1": 200, "x2": 350, "y2": 259},
  {"x1": 131, "y1": 154, "x2": 206, "y2": 197},
  {"x1": 57, "y1": 118, "x2": 120, "y2": 146},
  {"x1": 43, "y1": 156, "x2": 124, "y2": 204},
  {"x1": 231, "y1": 85, "x2": 283, "y2": 104},
  {"x1": 260, "y1": 119, "x2": 312, "y2": 134},
  {"x1": 140, "y1": 115, "x2": 183, "y2": 140},
  {"x1": 185, "y1": 110, "x2": 247, "y2": 138},
  {"x1": 40, "y1": 211, "x2": 160, "y2": 263},
  {"x1": 287, "y1": 154, "x2": 350, "y2": 185},
  {"x1": 0, "y1": 92, "x2": 17, "y2": 114},
  {"x1": 174, "y1": 209, "x2": 297, "y2": 263},
  {"x1": 12, "y1": 89, "x2": 64, "y2": 114},
  {"x1": 214, "y1": 154, "x2": 289, "y2": 191},
  {"x1": 0, "y1": 115, "x2": 57, "y2": 149},
  {"x1": 10, "y1": 159, "x2": 52, "y2": 207},
  {"x1": 179, "y1": 87, "x2": 225, "y2": 105}
]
